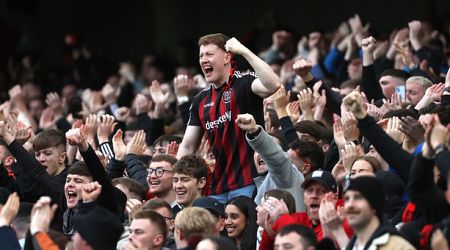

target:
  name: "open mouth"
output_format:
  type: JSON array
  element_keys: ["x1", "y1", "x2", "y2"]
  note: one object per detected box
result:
[
  {"x1": 176, "y1": 190, "x2": 187, "y2": 196},
  {"x1": 149, "y1": 180, "x2": 160, "y2": 186},
  {"x1": 309, "y1": 204, "x2": 320, "y2": 211},
  {"x1": 203, "y1": 66, "x2": 213, "y2": 77},
  {"x1": 67, "y1": 191, "x2": 77, "y2": 202}
]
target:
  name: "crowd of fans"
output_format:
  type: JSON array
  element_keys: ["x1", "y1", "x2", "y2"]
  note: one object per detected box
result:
[{"x1": 0, "y1": 14, "x2": 450, "y2": 250}]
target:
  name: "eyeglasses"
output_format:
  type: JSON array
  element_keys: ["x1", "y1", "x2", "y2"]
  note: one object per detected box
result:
[{"x1": 147, "y1": 167, "x2": 173, "y2": 178}]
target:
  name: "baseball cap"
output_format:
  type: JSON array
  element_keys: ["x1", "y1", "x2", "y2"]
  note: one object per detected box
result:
[
  {"x1": 192, "y1": 197, "x2": 225, "y2": 217},
  {"x1": 301, "y1": 170, "x2": 337, "y2": 193}
]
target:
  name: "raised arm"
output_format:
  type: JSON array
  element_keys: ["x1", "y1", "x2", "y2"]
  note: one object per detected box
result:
[
  {"x1": 225, "y1": 37, "x2": 281, "y2": 98},
  {"x1": 176, "y1": 125, "x2": 203, "y2": 158}
]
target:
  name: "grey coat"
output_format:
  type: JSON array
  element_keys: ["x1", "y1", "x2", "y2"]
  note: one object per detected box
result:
[{"x1": 248, "y1": 126, "x2": 305, "y2": 212}]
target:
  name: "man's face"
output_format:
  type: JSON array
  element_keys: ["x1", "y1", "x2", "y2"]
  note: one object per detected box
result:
[
  {"x1": 35, "y1": 146, "x2": 66, "y2": 176},
  {"x1": 173, "y1": 173, "x2": 205, "y2": 207},
  {"x1": 154, "y1": 207, "x2": 174, "y2": 234},
  {"x1": 350, "y1": 160, "x2": 375, "y2": 178},
  {"x1": 406, "y1": 82, "x2": 426, "y2": 106},
  {"x1": 274, "y1": 232, "x2": 305, "y2": 250},
  {"x1": 344, "y1": 190, "x2": 376, "y2": 230},
  {"x1": 347, "y1": 58, "x2": 362, "y2": 80},
  {"x1": 256, "y1": 197, "x2": 269, "y2": 226},
  {"x1": 128, "y1": 218, "x2": 163, "y2": 249},
  {"x1": 65, "y1": 174, "x2": 92, "y2": 209},
  {"x1": 147, "y1": 161, "x2": 174, "y2": 196},
  {"x1": 254, "y1": 152, "x2": 267, "y2": 175},
  {"x1": 199, "y1": 44, "x2": 230, "y2": 84},
  {"x1": 379, "y1": 75, "x2": 399, "y2": 98},
  {"x1": 152, "y1": 143, "x2": 169, "y2": 156},
  {"x1": 304, "y1": 182, "x2": 329, "y2": 222},
  {"x1": 29, "y1": 99, "x2": 44, "y2": 120},
  {"x1": 287, "y1": 149, "x2": 310, "y2": 175}
]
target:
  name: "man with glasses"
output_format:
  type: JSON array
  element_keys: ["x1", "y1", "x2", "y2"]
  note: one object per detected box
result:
[{"x1": 146, "y1": 154, "x2": 180, "y2": 212}]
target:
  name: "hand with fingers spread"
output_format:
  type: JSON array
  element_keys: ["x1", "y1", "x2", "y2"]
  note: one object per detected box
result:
[
  {"x1": 112, "y1": 129, "x2": 126, "y2": 161},
  {"x1": 30, "y1": 196, "x2": 58, "y2": 234},
  {"x1": 0, "y1": 192, "x2": 20, "y2": 226},
  {"x1": 97, "y1": 114, "x2": 117, "y2": 144},
  {"x1": 126, "y1": 199, "x2": 143, "y2": 222},
  {"x1": 85, "y1": 114, "x2": 99, "y2": 146},
  {"x1": 341, "y1": 112, "x2": 360, "y2": 142},
  {"x1": 45, "y1": 92, "x2": 64, "y2": 117},
  {"x1": 39, "y1": 107, "x2": 56, "y2": 129},
  {"x1": 8, "y1": 85, "x2": 24, "y2": 102},
  {"x1": 341, "y1": 142, "x2": 360, "y2": 174},
  {"x1": 385, "y1": 116, "x2": 405, "y2": 144},
  {"x1": 134, "y1": 94, "x2": 151, "y2": 116},
  {"x1": 380, "y1": 93, "x2": 402, "y2": 114},
  {"x1": 313, "y1": 83, "x2": 327, "y2": 107},
  {"x1": 408, "y1": 20, "x2": 422, "y2": 51},
  {"x1": 331, "y1": 159, "x2": 346, "y2": 183},
  {"x1": 293, "y1": 58, "x2": 313, "y2": 81},
  {"x1": 298, "y1": 88, "x2": 315, "y2": 121},
  {"x1": 150, "y1": 80, "x2": 170, "y2": 118},
  {"x1": 399, "y1": 116, "x2": 425, "y2": 144},
  {"x1": 366, "y1": 103, "x2": 383, "y2": 121},
  {"x1": 165, "y1": 141, "x2": 179, "y2": 157},
  {"x1": 273, "y1": 86, "x2": 290, "y2": 117},
  {"x1": 101, "y1": 83, "x2": 117, "y2": 103},
  {"x1": 65, "y1": 125, "x2": 89, "y2": 151},
  {"x1": 236, "y1": 113, "x2": 259, "y2": 134},
  {"x1": 343, "y1": 92, "x2": 367, "y2": 119},
  {"x1": 319, "y1": 192, "x2": 344, "y2": 231},
  {"x1": 127, "y1": 130, "x2": 147, "y2": 156},
  {"x1": 115, "y1": 107, "x2": 130, "y2": 122},
  {"x1": 0, "y1": 120, "x2": 15, "y2": 145},
  {"x1": 14, "y1": 120, "x2": 32, "y2": 145},
  {"x1": 81, "y1": 181, "x2": 102, "y2": 203},
  {"x1": 263, "y1": 197, "x2": 289, "y2": 236},
  {"x1": 333, "y1": 118, "x2": 347, "y2": 150},
  {"x1": 287, "y1": 100, "x2": 300, "y2": 122},
  {"x1": 174, "y1": 74, "x2": 194, "y2": 98},
  {"x1": 425, "y1": 83, "x2": 446, "y2": 103},
  {"x1": 387, "y1": 28, "x2": 409, "y2": 60},
  {"x1": 425, "y1": 115, "x2": 449, "y2": 152}
]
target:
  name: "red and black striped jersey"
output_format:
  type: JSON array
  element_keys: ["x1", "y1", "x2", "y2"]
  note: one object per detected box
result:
[{"x1": 188, "y1": 71, "x2": 263, "y2": 194}]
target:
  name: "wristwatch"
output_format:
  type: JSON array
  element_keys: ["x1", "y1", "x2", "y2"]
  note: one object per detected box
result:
[{"x1": 443, "y1": 86, "x2": 450, "y2": 93}]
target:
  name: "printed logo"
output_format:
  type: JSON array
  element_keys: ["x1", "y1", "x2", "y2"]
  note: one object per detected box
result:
[
  {"x1": 222, "y1": 90, "x2": 232, "y2": 103},
  {"x1": 205, "y1": 111, "x2": 231, "y2": 130}
]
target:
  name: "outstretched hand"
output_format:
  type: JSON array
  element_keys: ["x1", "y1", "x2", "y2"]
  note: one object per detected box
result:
[{"x1": 0, "y1": 192, "x2": 20, "y2": 226}]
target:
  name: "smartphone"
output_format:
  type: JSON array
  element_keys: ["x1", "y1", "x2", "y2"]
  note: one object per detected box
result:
[{"x1": 395, "y1": 85, "x2": 406, "y2": 101}]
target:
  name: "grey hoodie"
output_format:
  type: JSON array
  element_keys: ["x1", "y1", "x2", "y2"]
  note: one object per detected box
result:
[{"x1": 248, "y1": 126, "x2": 305, "y2": 212}]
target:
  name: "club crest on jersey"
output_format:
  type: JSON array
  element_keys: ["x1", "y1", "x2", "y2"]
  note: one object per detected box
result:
[{"x1": 222, "y1": 90, "x2": 232, "y2": 103}]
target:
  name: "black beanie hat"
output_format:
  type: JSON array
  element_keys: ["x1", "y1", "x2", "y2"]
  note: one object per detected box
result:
[
  {"x1": 73, "y1": 206, "x2": 124, "y2": 250},
  {"x1": 344, "y1": 176, "x2": 385, "y2": 219}
]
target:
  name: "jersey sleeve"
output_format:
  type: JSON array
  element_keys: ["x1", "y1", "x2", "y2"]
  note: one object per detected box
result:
[{"x1": 187, "y1": 95, "x2": 202, "y2": 126}]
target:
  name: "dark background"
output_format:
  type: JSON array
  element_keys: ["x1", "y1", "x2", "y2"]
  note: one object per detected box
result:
[{"x1": 1, "y1": 0, "x2": 450, "y2": 75}]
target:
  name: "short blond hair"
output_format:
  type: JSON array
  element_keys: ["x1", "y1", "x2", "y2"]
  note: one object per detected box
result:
[
  {"x1": 406, "y1": 76, "x2": 432, "y2": 89},
  {"x1": 174, "y1": 207, "x2": 216, "y2": 240}
]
